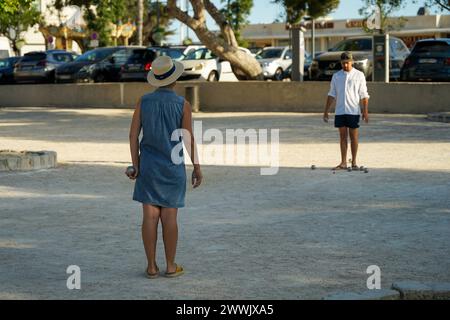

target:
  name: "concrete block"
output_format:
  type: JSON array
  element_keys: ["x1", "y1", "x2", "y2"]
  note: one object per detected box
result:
[
  {"x1": 0, "y1": 150, "x2": 57, "y2": 171},
  {"x1": 392, "y1": 281, "x2": 450, "y2": 300},
  {"x1": 323, "y1": 289, "x2": 400, "y2": 300}
]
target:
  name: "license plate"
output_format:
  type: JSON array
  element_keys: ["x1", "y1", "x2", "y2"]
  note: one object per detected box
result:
[
  {"x1": 59, "y1": 75, "x2": 71, "y2": 79},
  {"x1": 419, "y1": 59, "x2": 437, "y2": 64},
  {"x1": 129, "y1": 66, "x2": 140, "y2": 71},
  {"x1": 325, "y1": 70, "x2": 336, "y2": 75}
]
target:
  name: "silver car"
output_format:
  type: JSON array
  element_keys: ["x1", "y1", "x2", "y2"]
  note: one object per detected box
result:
[{"x1": 256, "y1": 46, "x2": 292, "y2": 81}]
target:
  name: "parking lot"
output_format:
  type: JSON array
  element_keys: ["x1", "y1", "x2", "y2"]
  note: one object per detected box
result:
[{"x1": 0, "y1": 107, "x2": 449, "y2": 299}]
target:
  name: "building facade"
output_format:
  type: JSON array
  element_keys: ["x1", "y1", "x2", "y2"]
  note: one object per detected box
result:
[{"x1": 242, "y1": 14, "x2": 450, "y2": 53}]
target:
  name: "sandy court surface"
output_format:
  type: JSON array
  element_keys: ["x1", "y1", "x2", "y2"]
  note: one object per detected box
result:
[{"x1": 0, "y1": 107, "x2": 449, "y2": 299}]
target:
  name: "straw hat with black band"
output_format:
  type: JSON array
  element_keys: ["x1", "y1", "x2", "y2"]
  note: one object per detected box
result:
[{"x1": 147, "y1": 55, "x2": 185, "y2": 87}]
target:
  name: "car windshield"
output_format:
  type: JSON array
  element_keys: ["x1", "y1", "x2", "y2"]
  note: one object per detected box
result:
[
  {"x1": 75, "y1": 49, "x2": 116, "y2": 62},
  {"x1": 153, "y1": 48, "x2": 185, "y2": 61},
  {"x1": 183, "y1": 49, "x2": 215, "y2": 60},
  {"x1": 256, "y1": 49, "x2": 283, "y2": 59},
  {"x1": 52, "y1": 53, "x2": 74, "y2": 62},
  {"x1": 413, "y1": 42, "x2": 450, "y2": 54},
  {"x1": 331, "y1": 39, "x2": 372, "y2": 52},
  {"x1": 0, "y1": 58, "x2": 13, "y2": 68},
  {"x1": 22, "y1": 52, "x2": 46, "y2": 62},
  {"x1": 127, "y1": 49, "x2": 156, "y2": 63}
]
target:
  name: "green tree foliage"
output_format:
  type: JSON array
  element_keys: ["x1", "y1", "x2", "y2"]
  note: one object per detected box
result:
[
  {"x1": 54, "y1": 0, "x2": 174, "y2": 47},
  {"x1": 0, "y1": 0, "x2": 42, "y2": 55},
  {"x1": 220, "y1": 0, "x2": 253, "y2": 46},
  {"x1": 272, "y1": 0, "x2": 340, "y2": 24},
  {"x1": 412, "y1": 0, "x2": 450, "y2": 12}
]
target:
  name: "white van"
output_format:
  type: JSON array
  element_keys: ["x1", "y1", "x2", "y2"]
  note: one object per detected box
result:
[{"x1": 0, "y1": 37, "x2": 14, "y2": 59}]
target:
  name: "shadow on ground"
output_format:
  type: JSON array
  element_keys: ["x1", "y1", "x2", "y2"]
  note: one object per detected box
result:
[{"x1": 1, "y1": 163, "x2": 449, "y2": 299}]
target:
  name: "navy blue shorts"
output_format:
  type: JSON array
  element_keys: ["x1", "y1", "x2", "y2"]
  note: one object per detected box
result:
[{"x1": 335, "y1": 115, "x2": 360, "y2": 129}]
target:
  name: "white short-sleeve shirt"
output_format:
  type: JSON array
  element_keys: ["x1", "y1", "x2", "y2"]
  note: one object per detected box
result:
[{"x1": 328, "y1": 68, "x2": 370, "y2": 116}]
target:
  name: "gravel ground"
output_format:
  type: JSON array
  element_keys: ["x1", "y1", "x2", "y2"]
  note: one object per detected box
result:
[{"x1": 0, "y1": 107, "x2": 449, "y2": 300}]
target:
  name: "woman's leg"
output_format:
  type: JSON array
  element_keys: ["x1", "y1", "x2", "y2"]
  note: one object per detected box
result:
[
  {"x1": 142, "y1": 204, "x2": 161, "y2": 274},
  {"x1": 160, "y1": 208, "x2": 179, "y2": 273}
]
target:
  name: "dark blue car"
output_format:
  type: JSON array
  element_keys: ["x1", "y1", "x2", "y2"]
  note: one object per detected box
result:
[
  {"x1": 282, "y1": 51, "x2": 312, "y2": 81},
  {"x1": 400, "y1": 38, "x2": 450, "y2": 82},
  {"x1": 0, "y1": 56, "x2": 22, "y2": 84}
]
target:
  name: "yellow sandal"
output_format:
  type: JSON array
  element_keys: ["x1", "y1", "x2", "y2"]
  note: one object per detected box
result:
[{"x1": 165, "y1": 264, "x2": 184, "y2": 278}]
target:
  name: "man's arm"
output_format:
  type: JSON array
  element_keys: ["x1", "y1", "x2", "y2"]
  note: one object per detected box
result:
[
  {"x1": 323, "y1": 96, "x2": 335, "y2": 123},
  {"x1": 359, "y1": 75, "x2": 370, "y2": 124},
  {"x1": 324, "y1": 76, "x2": 336, "y2": 123},
  {"x1": 361, "y1": 98, "x2": 369, "y2": 123}
]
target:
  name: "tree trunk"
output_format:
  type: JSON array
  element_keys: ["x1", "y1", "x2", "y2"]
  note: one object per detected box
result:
[
  {"x1": 137, "y1": 0, "x2": 144, "y2": 46},
  {"x1": 167, "y1": 0, "x2": 263, "y2": 80}
]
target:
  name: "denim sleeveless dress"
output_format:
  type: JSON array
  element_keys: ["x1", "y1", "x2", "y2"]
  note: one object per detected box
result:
[{"x1": 133, "y1": 88, "x2": 186, "y2": 208}]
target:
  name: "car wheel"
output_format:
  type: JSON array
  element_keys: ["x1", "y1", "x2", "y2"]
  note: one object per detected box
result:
[
  {"x1": 207, "y1": 71, "x2": 218, "y2": 82},
  {"x1": 273, "y1": 68, "x2": 283, "y2": 81},
  {"x1": 95, "y1": 73, "x2": 106, "y2": 83}
]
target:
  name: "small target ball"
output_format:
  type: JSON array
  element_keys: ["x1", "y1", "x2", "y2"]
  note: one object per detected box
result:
[{"x1": 311, "y1": 165, "x2": 316, "y2": 170}]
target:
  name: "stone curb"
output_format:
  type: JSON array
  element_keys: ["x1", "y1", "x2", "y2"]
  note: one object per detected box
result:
[
  {"x1": 392, "y1": 281, "x2": 450, "y2": 300},
  {"x1": 0, "y1": 150, "x2": 57, "y2": 171},
  {"x1": 323, "y1": 282, "x2": 450, "y2": 300},
  {"x1": 427, "y1": 112, "x2": 450, "y2": 123},
  {"x1": 323, "y1": 289, "x2": 400, "y2": 300}
]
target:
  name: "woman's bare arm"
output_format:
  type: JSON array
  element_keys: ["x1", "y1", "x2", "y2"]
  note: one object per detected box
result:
[
  {"x1": 181, "y1": 100, "x2": 202, "y2": 188},
  {"x1": 128, "y1": 98, "x2": 142, "y2": 179}
]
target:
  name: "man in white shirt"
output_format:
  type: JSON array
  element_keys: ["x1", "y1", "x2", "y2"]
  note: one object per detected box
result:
[{"x1": 323, "y1": 51, "x2": 370, "y2": 170}]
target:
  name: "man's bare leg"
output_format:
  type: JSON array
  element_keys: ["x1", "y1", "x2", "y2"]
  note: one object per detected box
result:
[
  {"x1": 142, "y1": 204, "x2": 161, "y2": 274},
  {"x1": 336, "y1": 127, "x2": 348, "y2": 168},
  {"x1": 349, "y1": 128, "x2": 359, "y2": 167},
  {"x1": 160, "y1": 208, "x2": 179, "y2": 273}
]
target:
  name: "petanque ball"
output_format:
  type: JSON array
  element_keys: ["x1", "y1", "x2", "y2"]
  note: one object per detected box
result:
[{"x1": 126, "y1": 166, "x2": 136, "y2": 176}]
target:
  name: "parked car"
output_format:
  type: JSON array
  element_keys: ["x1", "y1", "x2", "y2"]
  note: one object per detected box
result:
[
  {"x1": 148, "y1": 46, "x2": 187, "y2": 61},
  {"x1": 282, "y1": 51, "x2": 313, "y2": 81},
  {"x1": 119, "y1": 48, "x2": 157, "y2": 82},
  {"x1": 14, "y1": 50, "x2": 74, "y2": 83},
  {"x1": 0, "y1": 56, "x2": 22, "y2": 84},
  {"x1": 256, "y1": 46, "x2": 292, "y2": 81},
  {"x1": 171, "y1": 44, "x2": 205, "y2": 57},
  {"x1": 179, "y1": 47, "x2": 251, "y2": 81},
  {"x1": 400, "y1": 38, "x2": 450, "y2": 82},
  {"x1": 309, "y1": 36, "x2": 410, "y2": 81},
  {"x1": 55, "y1": 46, "x2": 144, "y2": 83}
]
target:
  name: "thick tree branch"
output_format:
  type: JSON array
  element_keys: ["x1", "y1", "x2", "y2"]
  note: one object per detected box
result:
[
  {"x1": 435, "y1": 0, "x2": 450, "y2": 11},
  {"x1": 204, "y1": 0, "x2": 238, "y2": 47},
  {"x1": 167, "y1": 0, "x2": 199, "y2": 29},
  {"x1": 190, "y1": 0, "x2": 206, "y2": 23},
  {"x1": 204, "y1": 0, "x2": 227, "y2": 27}
]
